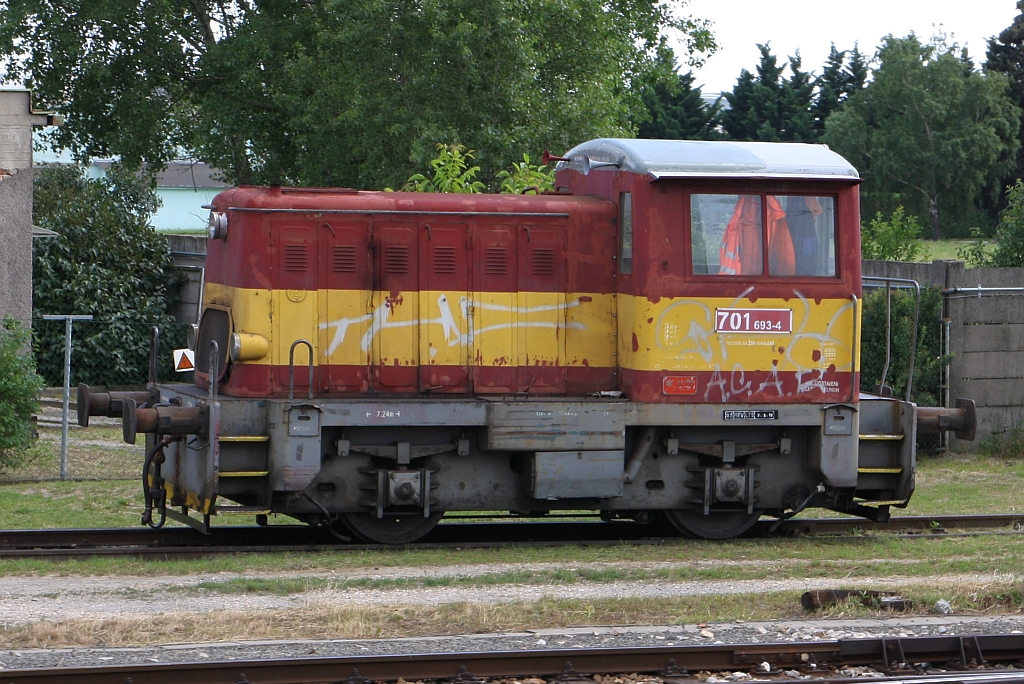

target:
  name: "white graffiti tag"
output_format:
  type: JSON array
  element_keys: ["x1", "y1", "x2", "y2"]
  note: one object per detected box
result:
[{"x1": 319, "y1": 294, "x2": 587, "y2": 357}]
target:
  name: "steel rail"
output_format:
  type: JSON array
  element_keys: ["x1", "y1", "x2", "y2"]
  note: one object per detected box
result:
[
  {"x1": 1, "y1": 633, "x2": 1023, "y2": 684},
  {"x1": 0, "y1": 514, "x2": 1020, "y2": 559}
]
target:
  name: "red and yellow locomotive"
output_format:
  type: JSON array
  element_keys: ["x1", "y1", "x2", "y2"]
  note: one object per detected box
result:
[{"x1": 79, "y1": 139, "x2": 975, "y2": 541}]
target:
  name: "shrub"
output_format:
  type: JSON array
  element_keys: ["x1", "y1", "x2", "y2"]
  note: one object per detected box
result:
[
  {"x1": 989, "y1": 179, "x2": 1024, "y2": 267},
  {"x1": 861, "y1": 207, "x2": 924, "y2": 262},
  {"x1": 401, "y1": 144, "x2": 485, "y2": 193},
  {"x1": 859, "y1": 285, "x2": 946, "y2": 408},
  {"x1": 0, "y1": 318, "x2": 44, "y2": 468},
  {"x1": 32, "y1": 164, "x2": 178, "y2": 386},
  {"x1": 496, "y1": 154, "x2": 554, "y2": 194}
]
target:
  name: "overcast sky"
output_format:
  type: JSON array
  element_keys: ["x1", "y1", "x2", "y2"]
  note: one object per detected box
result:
[{"x1": 681, "y1": 0, "x2": 1021, "y2": 95}]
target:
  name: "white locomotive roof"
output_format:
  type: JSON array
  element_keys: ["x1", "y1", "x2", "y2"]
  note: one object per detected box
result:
[{"x1": 559, "y1": 138, "x2": 859, "y2": 180}]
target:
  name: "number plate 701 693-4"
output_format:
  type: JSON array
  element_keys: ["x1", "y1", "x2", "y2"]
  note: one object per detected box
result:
[{"x1": 715, "y1": 308, "x2": 792, "y2": 334}]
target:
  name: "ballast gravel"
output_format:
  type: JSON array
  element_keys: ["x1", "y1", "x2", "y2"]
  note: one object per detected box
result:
[{"x1": 1, "y1": 617, "x2": 1023, "y2": 670}]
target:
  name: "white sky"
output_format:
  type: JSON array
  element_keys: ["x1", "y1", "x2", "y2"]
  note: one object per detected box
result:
[{"x1": 681, "y1": 0, "x2": 1021, "y2": 95}]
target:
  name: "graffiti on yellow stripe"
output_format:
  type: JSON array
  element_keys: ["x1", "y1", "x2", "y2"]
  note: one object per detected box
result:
[{"x1": 319, "y1": 293, "x2": 588, "y2": 357}]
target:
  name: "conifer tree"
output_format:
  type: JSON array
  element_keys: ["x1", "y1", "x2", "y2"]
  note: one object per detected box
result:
[
  {"x1": 638, "y1": 71, "x2": 722, "y2": 140},
  {"x1": 986, "y1": 1, "x2": 1024, "y2": 183},
  {"x1": 721, "y1": 44, "x2": 817, "y2": 142}
]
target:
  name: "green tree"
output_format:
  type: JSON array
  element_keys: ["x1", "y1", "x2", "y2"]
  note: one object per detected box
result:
[
  {"x1": 810, "y1": 44, "x2": 867, "y2": 133},
  {"x1": 985, "y1": 1, "x2": 1024, "y2": 186},
  {"x1": 0, "y1": 318, "x2": 43, "y2": 468},
  {"x1": 0, "y1": 0, "x2": 716, "y2": 189},
  {"x1": 638, "y1": 69, "x2": 722, "y2": 140},
  {"x1": 721, "y1": 44, "x2": 816, "y2": 142},
  {"x1": 32, "y1": 165, "x2": 177, "y2": 386},
  {"x1": 824, "y1": 34, "x2": 1020, "y2": 240}
]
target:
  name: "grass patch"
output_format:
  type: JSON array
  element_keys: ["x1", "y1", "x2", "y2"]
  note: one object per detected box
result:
[
  {"x1": 0, "y1": 531, "x2": 1021, "y2": 582},
  {"x1": 2, "y1": 581, "x2": 1022, "y2": 649},
  {"x1": 915, "y1": 239, "x2": 995, "y2": 262}
]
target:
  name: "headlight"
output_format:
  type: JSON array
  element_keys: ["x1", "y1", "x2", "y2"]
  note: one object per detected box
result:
[
  {"x1": 229, "y1": 332, "x2": 270, "y2": 362},
  {"x1": 207, "y1": 211, "x2": 228, "y2": 240}
]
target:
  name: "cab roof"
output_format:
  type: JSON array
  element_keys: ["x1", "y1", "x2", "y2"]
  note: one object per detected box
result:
[{"x1": 559, "y1": 138, "x2": 859, "y2": 181}]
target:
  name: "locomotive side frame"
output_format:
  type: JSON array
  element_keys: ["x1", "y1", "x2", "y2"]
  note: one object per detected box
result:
[{"x1": 78, "y1": 139, "x2": 977, "y2": 541}]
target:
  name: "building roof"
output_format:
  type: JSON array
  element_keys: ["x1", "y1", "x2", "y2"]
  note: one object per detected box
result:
[
  {"x1": 558, "y1": 138, "x2": 859, "y2": 180},
  {"x1": 94, "y1": 160, "x2": 232, "y2": 189}
]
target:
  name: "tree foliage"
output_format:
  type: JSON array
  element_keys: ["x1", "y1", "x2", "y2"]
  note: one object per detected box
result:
[
  {"x1": 637, "y1": 69, "x2": 722, "y2": 140},
  {"x1": 720, "y1": 44, "x2": 817, "y2": 142},
  {"x1": 32, "y1": 165, "x2": 177, "y2": 386},
  {"x1": 0, "y1": 0, "x2": 716, "y2": 189},
  {"x1": 810, "y1": 44, "x2": 868, "y2": 134},
  {"x1": 985, "y1": 0, "x2": 1024, "y2": 186},
  {"x1": 0, "y1": 318, "x2": 43, "y2": 468},
  {"x1": 824, "y1": 34, "x2": 1020, "y2": 240}
]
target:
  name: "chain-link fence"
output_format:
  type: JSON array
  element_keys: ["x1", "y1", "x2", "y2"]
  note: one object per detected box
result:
[{"x1": 2, "y1": 320, "x2": 195, "y2": 482}]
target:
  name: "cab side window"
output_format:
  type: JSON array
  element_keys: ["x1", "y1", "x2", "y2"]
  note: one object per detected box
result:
[{"x1": 618, "y1": 192, "x2": 633, "y2": 274}]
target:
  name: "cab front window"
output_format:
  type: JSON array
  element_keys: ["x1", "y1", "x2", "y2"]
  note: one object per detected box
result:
[{"x1": 690, "y1": 193, "x2": 836, "y2": 277}]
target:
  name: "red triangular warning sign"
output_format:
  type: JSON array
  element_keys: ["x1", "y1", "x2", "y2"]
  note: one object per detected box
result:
[{"x1": 174, "y1": 349, "x2": 195, "y2": 372}]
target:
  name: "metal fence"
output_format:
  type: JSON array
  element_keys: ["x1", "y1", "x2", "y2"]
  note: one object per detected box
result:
[{"x1": 1, "y1": 320, "x2": 194, "y2": 482}]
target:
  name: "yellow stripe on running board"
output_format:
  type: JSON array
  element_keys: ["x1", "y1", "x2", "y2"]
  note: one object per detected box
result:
[
  {"x1": 857, "y1": 467, "x2": 904, "y2": 474},
  {"x1": 219, "y1": 471, "x2": 270, "y2": 477},
  {"x1": 220, "y1": 436, "x2": 270, "y2": 442}
]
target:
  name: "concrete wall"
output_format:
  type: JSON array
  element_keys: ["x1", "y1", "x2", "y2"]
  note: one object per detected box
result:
[
  {"x1": 0, "y1": 90, "x2": 55, "y2": 325},
  {"x1": 0, "y1": 170, "x2": 34, "y2": 324}
]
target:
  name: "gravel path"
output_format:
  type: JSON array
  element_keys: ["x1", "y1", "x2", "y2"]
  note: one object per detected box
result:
[
  {"x1": 0, "y1": 564, "x2": 1016, "y2": 627},
  {"x1": 0, "y1": 561, "x2": 1020, "y2": 670},
  {"x1": 2, "y1": 617, "x2": 1023, "y2": 670}
]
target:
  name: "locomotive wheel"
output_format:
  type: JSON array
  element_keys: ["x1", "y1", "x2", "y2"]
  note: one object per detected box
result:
[
  {"x1": 342, "y1": 512, "x2": 444, "y2": 544},
  {"x1": 664, "y1": 509, "x2": 763, "y2": 540}
]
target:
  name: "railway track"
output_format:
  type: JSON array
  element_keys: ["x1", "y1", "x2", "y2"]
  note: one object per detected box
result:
[
  {"x1": 0, "y1": 513, "x2": 1020, "y2": 559},
  {"x1": 1, "y1": 632, "x2": 1023, "y2": 684}
]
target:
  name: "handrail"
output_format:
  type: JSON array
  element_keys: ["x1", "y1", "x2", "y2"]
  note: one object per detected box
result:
[
  {"x1": 289, "y1": 339, "x2": 314, "y2": 400},
  {"x1": 849, "y1": 293, "x2": 858, "y2": 403},
  {"x1": 209, "y1": 340, "x2": 219, "y2": 400},
  {"x1": 862, "y1": 276, "x2": 920, "y2": 403},
  {"x1": 148, "y1": 326, "x2": 160, "y2": 387}
]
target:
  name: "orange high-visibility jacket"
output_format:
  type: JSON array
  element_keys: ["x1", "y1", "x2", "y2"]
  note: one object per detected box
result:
[{"x1": 718, "y1": 196, "x2": 795, "y2": 276}]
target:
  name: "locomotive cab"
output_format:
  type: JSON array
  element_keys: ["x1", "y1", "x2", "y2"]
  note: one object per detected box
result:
[{"x1": 78, "y1": 139, "x2": 976, "y2": 542}]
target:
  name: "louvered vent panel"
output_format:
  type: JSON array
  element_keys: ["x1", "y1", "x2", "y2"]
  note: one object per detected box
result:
[
  {"x1": 284, "y1": 243, "x2": 308, "y2": 272},
  {"x1": 385, "y1": 245, "x2": 409, "y2": 274},
  {"x1": 332, "y1": 244, "x2": 357, "y2": 273},
  {"x1": 532, "y1": 248, "x2": 555, "y2": 276},
  {"x1": 485, "y1": 247, "x2": 508, "y2": 275},
  {"x1": 434, "y1": 246, "x2": 457, "y2": 274}
]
